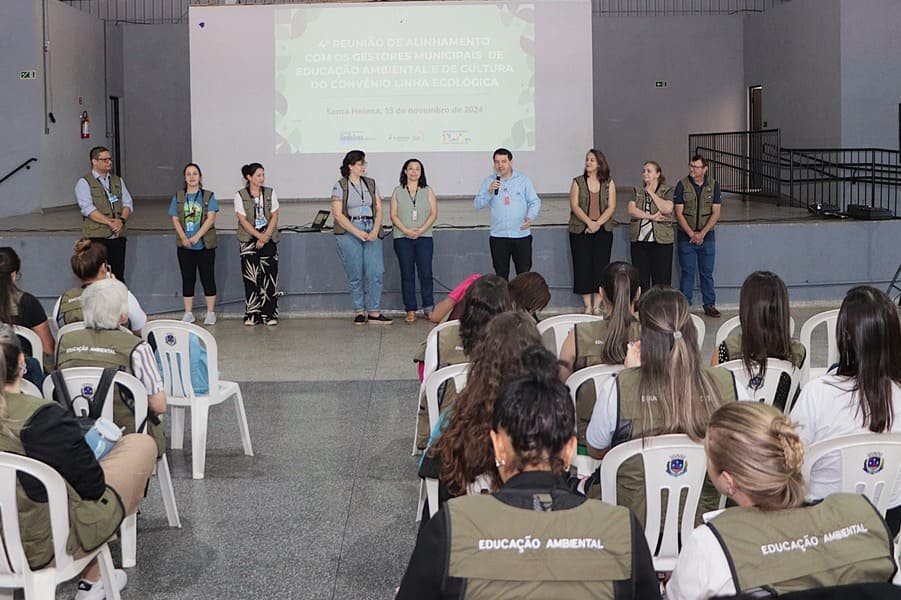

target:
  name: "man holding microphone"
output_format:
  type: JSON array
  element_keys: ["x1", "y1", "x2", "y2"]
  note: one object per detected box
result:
[{"x1": 473, "y1": 148, "x2": 541, "y2": 279}]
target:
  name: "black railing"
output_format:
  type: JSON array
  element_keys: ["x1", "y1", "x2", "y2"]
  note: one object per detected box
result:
[
  {"x1": 0, "y1": 158, "x2": 38, "y2": 186},
  {"x1": 689, "y1": 130, "x2": 782, "y2": 197}
]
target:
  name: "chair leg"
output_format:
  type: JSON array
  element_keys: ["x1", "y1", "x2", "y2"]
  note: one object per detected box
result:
[
  {"x1": 426, "y1": 477, "x2": 440, "y2": 519},
  {"x1": 120, "y1": 513, "x2": 137, "y2": 568},
  {"x1": 97, "y1": 545, "x2": 123, "y2": 600},
  {"x1": 412, "y1": 383, "x2": 426, "y2": 456},
  {"x1": 170, "y1": 405, "x2": 186, "y2": 450},
  {"x1": 23, "y1": 570, "x2": 57, "y2": 600},
  {"x1": 156, "y1": 454, "x2": 182, "y2": 528},
  {"x1": 415, "y1": 479, "x2": 426, "y2": 522},
  {"x1": 190, "y1": 404, "x2": 210, "y2": 479},
  {"x1": 231, "y1": 387, "x2": 254, "y2": 456}
]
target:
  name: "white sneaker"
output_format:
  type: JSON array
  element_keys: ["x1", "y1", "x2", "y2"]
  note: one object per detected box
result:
[
  {"x1": 75, "y1": 568, "x2": 128, "y2": 600},
  {"x1": 204, "y1": 312, "x2": 217, "y2": 325},
  {"x1": 181, "y1": 312, "x2": 195, "y2": 323}
]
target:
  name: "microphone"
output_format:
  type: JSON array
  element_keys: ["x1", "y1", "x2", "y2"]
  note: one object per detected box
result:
[{"x1": 494, "y1": 175, "x2": 501, "y2": 195}]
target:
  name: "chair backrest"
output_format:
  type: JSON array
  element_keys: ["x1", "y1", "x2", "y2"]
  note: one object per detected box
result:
[
  {"x1": 422, "y1": 319, "x2": 461, "y2": 384},
  {"x1": 424, "y1": 363, "x2": 469, "y2": 433},
  {"x1": 714, "y1": 315, "x2": 796, "y2": 349},
  {"x1": 689, "y1": 314, "x2": 706, "y2": 352},
  {"x1": 600, "y1": 433, "x2": 709, "y2": 571},
  {"x1": 799, "y1": 309, "x2": 839, "y2": 385},
  {"x1": 18, "y1": 379, "x2": 42, "y2": 398},
  {"x1": 802, "y1": 432, "x2": 901, "y2": 516},
  {"x1": 13, "y1": 325, "x2": 42, "y2": 361},
  {"x1": 716, "y1": 358, "x2": 800, "y2": 411},
  {"x1": 142, "y1": 319, "x2": 219, "y2": 399},
  {"x1": 536, "y1": 314, "x2": 602, "y2": 357},
  {"x1": 0, "y1": 452, "x2": 75, "y2": 576},
  {"x1": 42, "y1": 367, "x2": 149, "y2": 426},
  {"x1": 565, "y1": 364, "x2": 625, "y2": 414}
]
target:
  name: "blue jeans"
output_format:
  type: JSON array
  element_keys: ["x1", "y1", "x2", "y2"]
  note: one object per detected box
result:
[
  {"x1": 677, "y1": 230, "x2": 716, "y2": 307},
  {"x1": 335, "y1": 219, "x2": 384, "y2": 312},
  {"x1": 393, "y1": 236, "x2": 434, "y2": 312}
]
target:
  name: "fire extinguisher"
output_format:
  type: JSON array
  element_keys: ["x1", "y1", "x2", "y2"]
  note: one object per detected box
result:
[{"x1": 80, "y1": 111, "x2": 90, "y2": 139}]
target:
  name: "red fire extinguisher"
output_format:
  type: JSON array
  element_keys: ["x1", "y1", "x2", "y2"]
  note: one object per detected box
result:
[{"x1": 80, "y1": 111, "x2": 90, "y2": 139}]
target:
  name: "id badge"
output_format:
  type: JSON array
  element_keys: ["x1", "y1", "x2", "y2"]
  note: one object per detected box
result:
[
  {"x1": 109, "y1": 194, "x2": 119, "y2": 204},
  {"x1": 504, "y1": 195, "x2": 511, "y2": 206},
  {"x1": 411, "y1": 209, "x2": 418, "y2": 222},
  {"x1": 254, "y1": 217, "x2": 267, "y2": 230},
  {"x1": 186, "y1": 221, "x2": 198, "y2": 235},
  {"x1": 359, "y1": 205, "x2": 373, "y2": 217}
]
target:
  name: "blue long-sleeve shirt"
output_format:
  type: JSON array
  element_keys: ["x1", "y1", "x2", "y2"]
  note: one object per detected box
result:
[{"x1": 473, "y1": 170, "x2": 540, "y2": 239}]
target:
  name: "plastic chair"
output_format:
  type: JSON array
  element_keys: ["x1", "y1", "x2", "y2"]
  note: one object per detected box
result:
[
  {"x1": 565, "y1": 364, "x2": 625, "y2": 477},
  {"x1": 536, "y1": 314, "x2": 602, "y2": 357},
  {"x1": 713, "y1": 315, "x2": 796, "y2": 349},
  {"x1": 416, "y1": 363, "x2": 469, "y2": 521},
  {"x1": 411, "y1": 319, "x2": 460, "y2": 455},
  {"x1": 12, "y1": 325, "x2": 42, "y2": 362},
  {"x1": 142, "y1": 320, "x2": 253, "y2": 479},
  {"x1": 798, "y1": 309, "x2": 839, "y2": 386},
  {"x1": 54, "y1": 321, "x2": 87, "y2": 356},
  {"x1": 18, "y1": 379, "x2": 42, "y2": 398},
  {"x1": 716, "y1": 358, "x2": 800, "y2": 412},
  {"x1": 802, "y1": 432, "x2": 901, "y2": 516},
  {"x1": 43, "y1": 367, "x2": 182, "y2": 568},
  {"x1": 0, "y1": 452, "x2": 122, "y2": 600},
  {"x1": 600, "y1": 434, "x2": 709, "y2": 571},
  {"x1": 689, "y1": 314, "x2": 706, "y2": 352}
]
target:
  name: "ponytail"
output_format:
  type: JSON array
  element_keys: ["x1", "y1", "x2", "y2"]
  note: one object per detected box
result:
[{"x1": 599, "y1": 262, "x2": 640, "y2": 364}]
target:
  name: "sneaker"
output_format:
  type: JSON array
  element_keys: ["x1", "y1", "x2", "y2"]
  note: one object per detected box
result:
[
  {"x1": 353, "y1": 314, "x2": 367, "y2": 325},
  {"x1": 703, "y1": 305, "x2": 722, "y2": 318},
  {"x1": 265, "y1": 317, "x2": 278, "y2": 326},
  {"x1": 75, "y1": 568, "x2": 128, "y2": 600},
  {"x1": 204, "y1": 312, "x2": 217, "y2": 325},
  {"x1": 244, "y1": 316, "x2": 257, "y2": 326},
  {"x1": 368, "y1": 313, "x2": 393, "y2": 324},
  {"x1": 181, "y1": 312, "x2": 195, "y2": 323}
]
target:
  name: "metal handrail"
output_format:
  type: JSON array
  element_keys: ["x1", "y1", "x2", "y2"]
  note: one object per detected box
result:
[{"x1": 0, "y1": 158, "x2": 38, "y2": 186}]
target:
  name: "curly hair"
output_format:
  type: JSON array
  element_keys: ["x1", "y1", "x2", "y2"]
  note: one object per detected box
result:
[{"x1": 457, "y1": 275, "x2": 510, "y2": 356}]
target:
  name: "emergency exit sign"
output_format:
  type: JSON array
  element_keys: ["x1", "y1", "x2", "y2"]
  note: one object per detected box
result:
[
  {"x1": 20, "y1": 70, "x2": 37, "y2": 80},
  {"x1": 655, "y1": 81, "x2": 668, "y2": 88}
]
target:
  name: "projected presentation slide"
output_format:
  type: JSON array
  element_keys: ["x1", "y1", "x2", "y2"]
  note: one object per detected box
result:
[{"x1": 274, "y1": 4, "x2": 535, "y2": 153}]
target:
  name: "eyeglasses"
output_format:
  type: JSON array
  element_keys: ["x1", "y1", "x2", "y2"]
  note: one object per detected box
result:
[{"x1": 95, "y1": 157, "x2": 113, "y2": 162}]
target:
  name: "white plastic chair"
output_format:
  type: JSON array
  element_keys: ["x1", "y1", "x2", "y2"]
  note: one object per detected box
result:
[
  {"x1": 799, "y1": 309, "x2": 839, "y2": 386},
  {"x1": 411, "y1": 319, "x2": 460, "y2": 455},
  {"x1": 12, "y1": 325, "x2": 42, "y2": 362},
  {"x1": 142, "y1": 320, "x2": 253, "y2": 480},
  {"x1": 689, "y1": 314, "x2": 706, "y2": 352},
  {"x1": 716, "y1": 358, "x2": 800, "y2": 412},
  {"x1": 600, "y1": 434, "x2": 709, "y2": 571},
  {"x1": 416, "y1": 363, "x2": 469, "y2": 521},
  {"x1": 565, "y1": 364, "x2": 625, "y2": 477},
  {"x1": 537, "y1": 314, "x2": 602, "y2": 357},
  {"x1": 713, "y1": 315, "x2": 796, "y2": 349},
  {"x1": 43, "y1": 367, "x2": 182, "y2": 568},
  {"x1": 802, "y1": 432, "x2": 901, "y2": 516},
  {"x1": 54, "y1": 321, "x2": 87, "y2": 356},
  {"x1": 0, "y1": 452, "x2": 122, "y2": 600},
  {"x1": 18, "y1": 379, "x2": 42, "y2": 398}
]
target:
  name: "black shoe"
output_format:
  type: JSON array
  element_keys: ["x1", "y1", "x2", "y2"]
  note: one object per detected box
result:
[
  {"x1": 703, "y1": 305, "x2": 722, "y2": 318},
  {"x1": 353, "y1": 314, "x2": 367, "y2": 325},
  {"x1": 367, "y1": 313, "x2": 393, "y2": 324}
]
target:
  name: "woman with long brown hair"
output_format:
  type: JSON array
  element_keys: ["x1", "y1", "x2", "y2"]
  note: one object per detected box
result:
[{"x1": 0, "y1": 247, "x2": 53, "y2": 369}]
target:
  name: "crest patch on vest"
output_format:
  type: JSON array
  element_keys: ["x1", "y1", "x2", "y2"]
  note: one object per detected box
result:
[
  {"x1": 864, "y1": 452, "x2": 885, "y2": 475},
  {"x1": 165, "y1": 333, "x2": 177, "y2": 346},
  {"x1": 666, "y1": 454, "x2": 687, "y2": 477}
]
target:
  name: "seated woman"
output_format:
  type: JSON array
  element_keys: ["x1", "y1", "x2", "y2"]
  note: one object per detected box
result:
[
  {"x1": 0, "y1": 247, "x2": 53, "y2": 380},
  {"x1": 0, "y1": 324, "x2": 157, "y2": 599},
  {"x1": 398, "y1": 345, "x2": 659, "y2": 599},
  {"x1": 712, "y1": 270, "x2": 806, "y2": 410},
  {"x1": 508, "y1": 271, "x2": 551, "y2": 322},
  {"x1": 668, "y1": 402, "x2": 896, "y2": 599},
  {"x1": 585, "y1": 287, "x2": 741, "y2": 521},
  {"x1": 791, "y1": 285, "x2": 901, "y2": 534}
]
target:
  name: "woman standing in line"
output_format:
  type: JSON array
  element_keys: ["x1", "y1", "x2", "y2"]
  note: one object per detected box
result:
[
  {"x1": 234, "y1": 162, "x2": 280, "y2": 326},
  {"x1": 628, "y1": 161, "x2": 674, "y2": 292},
  {"x1": 390, "y1": 158, "x2": 438, "y2": 324},
  {"x1": 331, "y1": 150, "x2": 391, "y2": 325},
  {"x1": 169, "y1": 162, "x2": 219, "y2": 325},
  {"x1": 568, "y1": 149, "x2": 617, "y2": 315}
]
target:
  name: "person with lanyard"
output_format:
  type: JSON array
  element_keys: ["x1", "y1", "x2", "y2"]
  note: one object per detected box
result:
[
  {"x1": 473, "y1": 148, "x2": 541, "y2": 279},
  {"x1": 169, "y1": 162, "x2": 219, "y2": 325},
  {"x1": 331, "y1": 149, "x2": 392, "y2": 325},
  {"x1": 74, "y1": 146, "x2": 133, "y2": 282},
  {"x1": 234, "y1": 162, "x2": 280, "y2": 326},
  {"x1": 627, "y1": 161, "x2": 674, "y2": 293},
  {"x1": 390, "y1": 158, "x2": 438, "y2": 324},
  {"x1": 674, "y1": 154, "x2": 722, "y2": 318}
]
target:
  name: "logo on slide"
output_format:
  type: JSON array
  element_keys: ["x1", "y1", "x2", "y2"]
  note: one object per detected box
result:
[
  {"x1": 339, "y1": 131, "x2": 364, "y2": 145},
  {"x1": 441, "y1": 130, "x2": 471, "y2": 145}
]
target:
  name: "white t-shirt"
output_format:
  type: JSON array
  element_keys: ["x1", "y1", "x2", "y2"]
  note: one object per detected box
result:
[
  {"x1": 233, "y1": 191, "x2": 280, "y2": 216},
  {"x1": 791, "y1": 374, "x2": 901, "y2": 505},
  {"x1": 52, "y1": 289, "x2": 147, "y2": 336},
  {"x1": 667, "y1": 524, "x2": 736, "y2": 600}
]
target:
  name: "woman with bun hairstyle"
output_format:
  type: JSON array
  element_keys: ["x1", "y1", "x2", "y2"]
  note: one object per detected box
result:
[
  {"x1": 507, "y1": 271, "x2": 550, "y2": 322},
  {"x1": 169, "y1": 162, "x2": 219, "y2": 325},
  {"x1": 568, "y1": 149, "x2": 617, "y2": 315},
  {"x1": 627, "y1": 161, "x2": 674, "y2": 291},
  {"x1": 791, "y1": 285, "x2": 901, "y2": 533},
  {"x1": 668, "y1": 402, "x2": 897, "y2": 599},
  {"x1": 399, "y1": 344, "x2": 659, "y2": 599},
  {"x1": 234, "y1": 162, "x2": 279, "y2": 326}
]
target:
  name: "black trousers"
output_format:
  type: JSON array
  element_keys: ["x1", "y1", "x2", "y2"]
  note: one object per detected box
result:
[
  {"x1": 489, "y1": 235, "x2": 532, "y2": 279},
  {"x1": 177, "y1": 247, "x2": 217, "y2": 297},
  {"x1": 570, "y1": 229, "x2": 613, "y2": 294},
  {"x1": 630, "y1": 241, "x2": 673, "y2": 291},
  {"x1": 91, "y1": 237, "x2": 127, "y2": 283}
]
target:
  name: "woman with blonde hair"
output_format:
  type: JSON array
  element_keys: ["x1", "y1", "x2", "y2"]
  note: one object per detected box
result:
[{"x1": 668, "y1": 402, "x2": 896, "y2": 599}]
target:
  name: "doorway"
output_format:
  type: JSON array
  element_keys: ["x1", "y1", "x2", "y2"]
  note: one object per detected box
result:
[{"x1": 749, "y1": 86, "x2": 764, "y2": 191}]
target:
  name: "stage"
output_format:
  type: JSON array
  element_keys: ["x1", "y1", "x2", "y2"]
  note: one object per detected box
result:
[{"x1": 2, "y1": 192, "x2": 898, "y2": 316}]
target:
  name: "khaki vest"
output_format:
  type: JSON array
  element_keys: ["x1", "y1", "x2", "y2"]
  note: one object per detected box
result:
[
  {"x1": 568, "y1": 176, "x2": 613, "y2": 234},
  {"x1": 629, "y1": 184, "x2": 674, "y2": 244},
  {"x1": 333, "y1": 176, "x2": 378, "y2": 235},
  {"x1": 448, "y1": 493, "x2": 633, "y2": 598},
  {"x1": 679, "y1": 176, "x2": 717, "y2": 232},
  {"x1": 0, "y1": 392, "x2": 124, "y2": 569},
  {"x1": 236, "y1": 187, "x2": 279, "y2": 243},
  {"x1": 708, "y1": 493, "x2": 895, "y2": 595},
  {"x1": 175, "y1": 189, "x2": 218, "y2": 249},
  {"x1": 722, "y1": 332, "x2": 807, "y2": 369},
  {"x1": 56, "y1": 328, "x2": 166, "y2": 456},
  {"x1": 57, "y1": 286, "x2": 85, "y2": 327},
  {"x1": 81, "y1": 174, "x2": 127, "y2": 239},
  {"x1": 611, "y1": 367, "x2": 737, "y2": 526}
]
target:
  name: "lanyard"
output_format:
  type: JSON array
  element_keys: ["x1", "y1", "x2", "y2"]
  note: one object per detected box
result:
[
  {"x1": 349, "y1": 180, "x2": 369, "y2": 205},
  {"x1": 407, "y1": 186, "x2": 418, "y2": 208}
]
